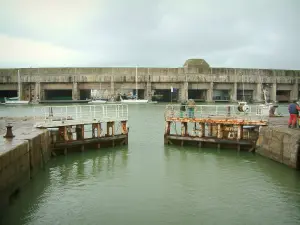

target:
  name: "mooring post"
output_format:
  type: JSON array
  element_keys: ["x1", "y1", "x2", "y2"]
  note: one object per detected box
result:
[
  {"x1": 3, "y1": 123, "x2": 15, "y2": 138},
  {"x1": 63, "y1": 126, "x2": 68, "y2": 141}
]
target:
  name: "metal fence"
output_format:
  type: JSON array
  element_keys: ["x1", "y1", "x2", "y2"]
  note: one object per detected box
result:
[
  {"x1": 164, "y1": 104, "x2": 269, "y2": 121},
  {"x1": 33, "y1": 104, "x2": 128, "y2": 127}
]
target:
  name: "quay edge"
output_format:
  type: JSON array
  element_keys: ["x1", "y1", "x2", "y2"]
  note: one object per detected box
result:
[{"x1": 256, "y1": 117, "x2": 300, "y2": 169}]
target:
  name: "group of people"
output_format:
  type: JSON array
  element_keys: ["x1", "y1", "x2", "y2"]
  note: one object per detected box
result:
[{"x1": 288, "y1": 101, "x2": 300, "y2": 128}]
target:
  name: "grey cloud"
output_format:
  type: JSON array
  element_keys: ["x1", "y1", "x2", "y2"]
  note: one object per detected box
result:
[{"x1": 0, "y1": 0, "x2": 299, "y2": 69}]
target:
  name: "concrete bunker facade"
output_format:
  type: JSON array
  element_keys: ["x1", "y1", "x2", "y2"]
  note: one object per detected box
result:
[{"x1": 0, "y1": 59, "x2": 299, "y2": 103}]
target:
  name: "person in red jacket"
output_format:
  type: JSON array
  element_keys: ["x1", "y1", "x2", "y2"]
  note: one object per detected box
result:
[{"x1": 288, "y1": 101, "x2": 300, "y2": 128}]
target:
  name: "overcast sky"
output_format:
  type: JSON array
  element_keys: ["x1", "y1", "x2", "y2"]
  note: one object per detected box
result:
[{"x1": 0, "y1": 0, "x2": 299, "y2": 69}]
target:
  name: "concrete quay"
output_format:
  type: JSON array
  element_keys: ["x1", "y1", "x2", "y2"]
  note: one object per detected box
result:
[
  {"x1": 0, "y1": 59, "x2": 299, "y2": 103},
  {"x1": 0, "y1": 117, "x2": 50, "y2": 212},
  {"x1": 256, "y1": 117, "x2": 300, "y2": 169}
]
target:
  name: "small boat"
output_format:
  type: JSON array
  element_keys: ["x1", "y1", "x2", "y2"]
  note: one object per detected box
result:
[
  {"x1": 120, "y1": 96, "x2": 148, "y2": 103},
  {"x1": 88, "y1": 99, "x2": 107, "y2": 104},
  {"x1": 4, "y1": 70, "x2": 29, "y2": 105},
  {"x1": 4, "y1": 97, "x2": 29, "y2": 104},
  {"x1": 119, "y1": 65, "x2": 149, "y2": 104}
]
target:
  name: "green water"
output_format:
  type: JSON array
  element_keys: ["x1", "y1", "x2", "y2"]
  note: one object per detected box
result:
[{"x1": 1, "y1": 104, "x2": 300, "y2": 225}]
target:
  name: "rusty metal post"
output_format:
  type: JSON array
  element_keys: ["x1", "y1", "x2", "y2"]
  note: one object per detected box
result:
[
  {"x1": 58, "y1": 127, "x2": 65, "y2": 141},
  {"x1": 237, "y1": 125, "x2": 243, "y2": 140},
  {"x1": 107, "y1": 122, "x2": 115, "y2": 136},
  {"x1": 76, "y1": 125, "x2": 82, "y2": 140},
  {"x1": 67, "y1": 126, "x2": 73, "y2": 140},
  {"x1": 121, "y1": 121, "x2": 128, "y2": 135},
  {"x1": 92, "y1": 123, "x2": 97, "y2": 138},
  {"x1": 207, "y1": 123, "x2": 212, "y2": 136},
  {"x1": 81, "y1": 124, "x2": 85, "y2": 139},
  {"x1": 164, "y1": 121, "x2": 171, "y2": 144},
  {"x1": 63, "y1": 126, "x2": 68, "y2": 141},
  {"x1": 3, "y1": 124, "x2": 15, "y2": 138},
  {"x1": 181, "y1": 122, "x2": 187, "y2": 136},
  {"x1": 97, "y1": 123, "x2": 101, "y2": 137},
  {"x1": 217, "y1": 124, "x2": 223, "y2": 139},
  {"x1": 199, "y1": 123, "x2": 205, "y2": 137}
]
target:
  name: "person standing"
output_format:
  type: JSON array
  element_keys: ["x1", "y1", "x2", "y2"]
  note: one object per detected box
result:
[{"x1": 288, "y1": 101, "x2": 300, "y2": 128}]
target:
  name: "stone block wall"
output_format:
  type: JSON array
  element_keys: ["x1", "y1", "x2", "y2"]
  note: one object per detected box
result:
[
  {"x1": 256, "y1": 127, "x2": 300, "y2": 168},
  {"x1": 0, "y1": 128, "x2": 50, "y2": 213},
  {"x1": 0, "y1": 140, "x2": 30, "y2": 211}
]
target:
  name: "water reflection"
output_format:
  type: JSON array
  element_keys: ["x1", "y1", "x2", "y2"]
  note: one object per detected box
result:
[{"x1": 1, "y1": 147, "x2": 129, "y2": 225}]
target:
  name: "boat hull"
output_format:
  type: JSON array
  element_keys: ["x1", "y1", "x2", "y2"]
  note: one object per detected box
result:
[
  {"x1": 121, "y1": 99, "x2": 148, "y2": 103},
  {"x1": 88, "y1": 100, "x2": 107, "y2": 104},
  {"x1": 5, "y1": 100, "x2": 29, "y2": 104}
]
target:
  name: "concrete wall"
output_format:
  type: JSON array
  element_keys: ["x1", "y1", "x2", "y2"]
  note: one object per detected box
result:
[
  {"x1": 256, "y1": 127, "x2": 300, "y2": 169},
  {"x1": 0, "y1": 59, "x2": 299, "y2": 102},
  {"x1": 0, "y1": 128, "x2": 50, "y2": 212}
]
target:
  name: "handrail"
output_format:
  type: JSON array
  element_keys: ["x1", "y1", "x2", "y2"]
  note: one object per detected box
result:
[
  {"x1": 164, "y1": 104, "x2": 269, "y2": 121},
  {"x1": 33, "y1": 104, "x2": 128, "y2": 125}
]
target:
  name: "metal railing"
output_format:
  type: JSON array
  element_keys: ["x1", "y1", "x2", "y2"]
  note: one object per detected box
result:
[
  {"x1": 164, "y1": 104, "x2": 269, "y2": 121},
  {"x1": 33, "y1": 104, "x2": 128, "y2": 125}
]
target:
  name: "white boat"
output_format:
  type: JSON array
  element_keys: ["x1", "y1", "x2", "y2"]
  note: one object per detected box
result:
[
  {"x1": 256, "y1": 89, "x2": 282, "y2": 116},
  {"x1": 120, "y1": 96, "x2": 148, "y2": 103},
  {"x1": 120, "y1": 65, "x2": 149, "y2": 104},
  {"x1": 4, "y1": 70, "x2": 29, "y2": 105},
  {"x1": 88, "y1": 99, "x2": 107, "y2": 104}
]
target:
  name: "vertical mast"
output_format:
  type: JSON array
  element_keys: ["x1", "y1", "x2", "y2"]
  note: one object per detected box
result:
[
  {"x1": 242, "y1": 74, "x2": 245, "y2": 101},
  {"x1": 18, "y1": 69, "x2": 21, "y2": 100},
  {"x1": 136, "y1": 65, "x2": 138, "y2": 99}
]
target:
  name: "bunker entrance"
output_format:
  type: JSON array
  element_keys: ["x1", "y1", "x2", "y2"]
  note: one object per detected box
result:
[
  {"x1": 237, "y1": 90, "x2": 253, "y2": 102},
  {"x1": 188, "y1": 90, "x2": 206, "y2": 102},
  {"x1": 0, "y1": 90, "x2": 18, "y2": 102},
  {"x1": 152, "y1": 89, "x2": 179, "y2": 102},
  {"x1": 80, "y1": 90, "x2": 91, "y2": 100},
  {"x1": 213, "y1": 90, "x2": 230, "y2": 102},
  {"x1": 45, "y1": 90, "x2": 72, "y2": 100},
  {"x1": 276, "y1": 90, "x2": 290, "y2": 102}
]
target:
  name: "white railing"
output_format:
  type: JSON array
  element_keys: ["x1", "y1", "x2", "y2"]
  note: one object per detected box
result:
[
  {"x1": 33, "y1": 104, "x2": 128, "y2": 124},
  {"x1": 165, "y1": 104, "x2": 269, "y2": 121}
]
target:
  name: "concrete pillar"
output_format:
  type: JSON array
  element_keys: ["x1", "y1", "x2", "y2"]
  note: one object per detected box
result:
[
  {"x1": 270, "y1": 83, "x2": 277, "y2": 102},
  {"x1": 180, "y1": 81, "x2": 188, "y2": 102},
  {"x1": 35, "y1": 82, "x2": 41, "y2": 102},
  {"x1": 145, "y1": 82, "x2": 152, "y2": 100},
  {"x1": 231, "y1": 82, "x2": 237, "y2": 102},
  {"x1": 72, "y1": 82, "x2": 78, "y2": 100},
  {"x1": 206, "y1": 82, "x2": 213, "y2": 102},
  {"x1": 110, "y1": 75, "x2": 115, "y2": 97},
  {"x1": 291, "y1": 78, "x2": 299, "y2": 102},
  {"x1": 254, "y1": 83, "x2": 262, "y2": 103},
  {"x1": 18, "y1": 83, "x2": 23, "y2": 100}
]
